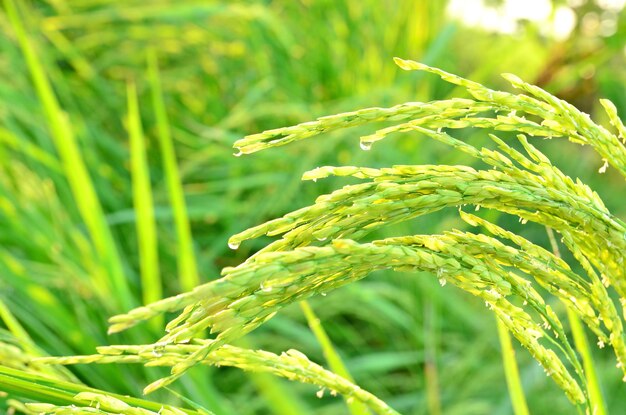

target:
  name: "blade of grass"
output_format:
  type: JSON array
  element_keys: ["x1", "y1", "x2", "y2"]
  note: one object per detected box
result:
[
  {"x1": 147, "y1": 50, "x2": 199, "y2": 292},
  {"x1": 0, "y1": 299, "x2": 31, "y2": 348},
  {"x1": 43, "y1": 28, "x2": 95, "y2": 80},
  {"x1": 145, "y1": 54, "x2": 229, "y2": 405},
  {"x1": 4, "y1": 0, "x2": 134, "y2": 310},
  {"x1": 496, "y1": 317, "x2": 530, "y2": 415},
  {"x1": 0, "y1": 366, "x2": 199, "y2": 415},
  {"x1": 248, "y1": 371, "x2": 310, "y2": 415},
  {"x1": 163, "y1": 387, "x2": 216, "y2": 415},
  {"x1": 546, "y1": 227, "x2": 606, "y2": 415},
  {"x1": 0, "y1": 127, "x2": 62, "y2": 172},
  {"x1": 127, "y1": 80, "x2": 162, "y2": 330},
  {"x1": 181, "y1": 371, "x2": 235, "y2": 415},
  {"x1": 0, "y1": 304, "x2": 80, "y2": 383},
  {"x1": 423, "y1": 296, "x2": 441, "y2": 415},
  {"x1": 567, "y1": 310, "x2": 606, "y2": 415},
  {"x1": 300, "y1": 301, "x2": 370, "y2": 415}
]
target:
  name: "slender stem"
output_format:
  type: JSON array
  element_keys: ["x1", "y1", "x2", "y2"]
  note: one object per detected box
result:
[
  {"x1": 546, "y1": 227, "x2": 606, "y2": 415},
  {"x1": 496, "y1": 317, "x2": 530, "y2": 415},
  {"x1": 300, "y1": 301, "x2": 370, "y2": 415}
]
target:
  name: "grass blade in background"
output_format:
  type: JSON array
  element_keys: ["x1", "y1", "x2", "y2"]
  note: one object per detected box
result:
[
  {"x1": 0, "y1": 299, "x2": 31, "y2": 349},
  {"x1": 42, "y1": 28, "x2": 95, "y2": 81},
  {"x1": 0, "y1": 127, "x2": 62, "y2": 172},
  {"x1": 4, "y1": 0, "x2": 134, "y2": 310},
  {"x1": 300, "y1": 301, "x2": 371, "y2": 415},
  {"x1": 147, "y1": 50, "x2": 199, "y2": 292},
  {"x1": 146, "y1": 51, "x2": 228, "y2": 413},
  {"x1": 247, "y1": 371, "x2": 309, "y2": 415},
  {"x1": 496, "y1": 318, "x2": 530, "y2": 415},
  {"x1": 0, "y1": 366, "x2": 199, "y2": 415},
  {"x1": 567, "y1": 311, "x2": 606, "y2": 415},
  {"x1": 127, "y1": 81, "x2": 162, "y2": 329},
  {"x1": 423, "y1": 298, "x2": 442, "y2": 415},
  {"x1": 490, "y1": 208, "x2": 529, "y2": 415}
]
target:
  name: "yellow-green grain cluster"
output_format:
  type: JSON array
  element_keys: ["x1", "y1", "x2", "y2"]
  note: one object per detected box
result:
[
  {"x1": 37, "y1": 340, "x2": 399, "y2": 415},
  {"x1": 34, "y1": 59, "x2": 626, "y2": 413}
]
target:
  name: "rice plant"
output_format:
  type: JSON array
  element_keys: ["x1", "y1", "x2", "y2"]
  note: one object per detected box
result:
[
  {"x1": 3, "y1": 52, "x2": 624, "y2": 414},
  {"x1": 2, "y1": 1, "x2": 626, "y2": 413}
]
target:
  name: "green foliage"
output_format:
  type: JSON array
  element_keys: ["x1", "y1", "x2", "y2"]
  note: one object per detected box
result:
[
  {"x1": 2, "y1": 1, "x2": 626, "y2": 415},
  {"x1": 22, "y1": 57, "x2": 626, "y2": 414},
  {"x1": 115, "y1": 57, "x2": 626, "y2": 411}
]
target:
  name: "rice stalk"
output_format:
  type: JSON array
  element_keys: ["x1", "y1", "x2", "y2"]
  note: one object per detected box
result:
[
  {"x1": 37, "y1": 341, "x2": 398, "y2": 415},
  {"x1": 37, "y1": 58, "x2": 626, "y2": 413}
]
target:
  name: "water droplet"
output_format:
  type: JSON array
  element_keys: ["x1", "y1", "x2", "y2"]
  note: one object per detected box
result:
[
  {"x1": 233, "y1": 150, "x2": 243, "y2": 157},
  {"x1": 359, "y1": 141, "x2": 372, "y2": 151},
  {"x1": 228, "y1": 241, "x2": 240, "y2": 250}
]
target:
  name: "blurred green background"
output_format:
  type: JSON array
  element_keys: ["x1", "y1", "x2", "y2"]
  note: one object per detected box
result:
[{"x1": 1, "y1": 0, "x2": 625, "y2": 414}]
